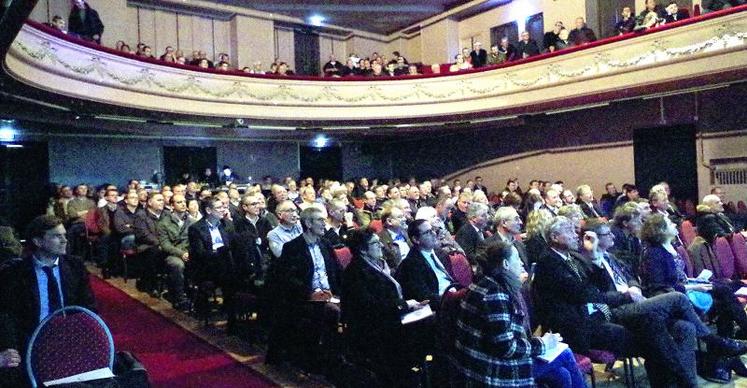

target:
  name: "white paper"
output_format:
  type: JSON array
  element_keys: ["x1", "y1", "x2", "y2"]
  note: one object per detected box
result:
[
  {"x1": 735, "y1": 287, "x2": 747, "y2": 297},
  {"x1": 696, "y1": 269, "x2": 713, "y2": 282},
  {"x1": 537, "y1": 342, "x2": 569, "y2": 363},
  {"x1": 329, "y1": 296, "x2": 340, "y2": 304},
  {"x1": 401, "y1": 305, "x2": 434, "y2": 325},
  {"x1": 44, "y1": 367, "x2": 115, "y2": 386}
]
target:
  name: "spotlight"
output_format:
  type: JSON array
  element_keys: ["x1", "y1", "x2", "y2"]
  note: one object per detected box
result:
[
  {"x1": 308, "y1": 14, "x2": 325, "y2": 27},
  {"x1": 312, "y1": 134, "x2": 328, "y2": 148},
  {"x1": 0, "y1": 121, "x2": 16, "y2": 142}
]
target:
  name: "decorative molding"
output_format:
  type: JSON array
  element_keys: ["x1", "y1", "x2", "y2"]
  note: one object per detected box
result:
[{"x1": 5, "y1": 12, "x2": 747, "y2": 122}]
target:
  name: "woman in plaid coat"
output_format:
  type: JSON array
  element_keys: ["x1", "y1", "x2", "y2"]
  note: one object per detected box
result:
[{"x1": 454, "y1": 240, "x2": 586, "y2": 387}]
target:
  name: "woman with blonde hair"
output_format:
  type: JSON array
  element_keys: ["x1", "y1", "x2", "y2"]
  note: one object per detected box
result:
[{"x1": 524, "y1": 209, "x2": 554, "y2": 264}]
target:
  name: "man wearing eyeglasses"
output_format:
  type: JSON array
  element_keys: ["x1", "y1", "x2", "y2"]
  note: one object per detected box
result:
[
  {"x1": 266, "y1": 200, "x2": 302, "y2": 259},
  {"x1": 234, "y1": 193, "x2": 273, "y2": 277},
  {"x1": 396, "y1": 219, "x2": 459, "y2": 312},
  {"x1": 265, "y1": 207, "x2": 342, "y2": 372}
]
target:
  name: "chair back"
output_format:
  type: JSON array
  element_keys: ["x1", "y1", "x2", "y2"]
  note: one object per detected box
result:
[
  {"x1": 676, "y1": 244, "x2": 694, "y2": 277},
  {"x1": 438, "y1": 288, "x2": 469, "y2": 354},
  {"x1": 714, "y1": 237, "x2": 736, "y2": 280},
  {"x1": 369, "y1": 219, "x2": 383, "y2": 234},
  {"x1": 334, "y1": 247, "x2": 353, "y2": 270},
  {"x1": 26, "y1": 306, "x2": 115, "y2": 388},
  {"x1": 447, "y1": 253, "x2": 473, "y2": 288},
  {"x1": 84, "y1": 209, "x2": 101, "y2": 236},
  {"x1": 731, "y1": 233, "x2": 747, "y2": 277},
  {"x1": 680, "y1": 220, "x2": 697, "y2": 248}
]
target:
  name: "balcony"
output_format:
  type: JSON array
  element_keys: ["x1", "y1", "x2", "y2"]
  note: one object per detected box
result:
[{"x1": 4, "y1": 6, "x2": 747, "y2": 124}]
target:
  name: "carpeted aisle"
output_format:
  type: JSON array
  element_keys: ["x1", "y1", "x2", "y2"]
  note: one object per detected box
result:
[{"x1": 90, "y1": 277, "x2": 277, "y2": 388}]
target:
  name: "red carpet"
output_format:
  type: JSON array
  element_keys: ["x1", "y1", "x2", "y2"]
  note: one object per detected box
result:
[{"x1": 90, "y1": 277, "x2": 277, "y2": 388}]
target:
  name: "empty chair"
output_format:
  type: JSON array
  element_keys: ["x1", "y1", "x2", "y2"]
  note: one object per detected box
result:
[
  {"x1": 446, "y1": 252, "x2": 472, "y2": 288},
  {"x1": 334, "y1": 246, "x2": 353, "y2": 270},
  {"x1": 730, "y1": 232, "x2": 747, "y2": 277},
  {"x1": 676, "y1": 244, "x2": 695, "y2": 278},
  {"x1": 713, "y1": 236, "x2": 736, "y2": 280}
]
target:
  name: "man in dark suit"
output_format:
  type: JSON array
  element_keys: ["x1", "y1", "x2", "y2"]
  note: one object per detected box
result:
[
  {"x1": 378, "y1": 206, "x2": 411, "y2": 269},
  {"x1": 576, "y1": 184, "x2": 603, "y2": 219},
  {"x1": 541, "y1": 188, "x2": 561, "y2": 217},
  {"x1": 188, "y1": 197, "x2": 237, "y2": 330},
  {"x1": 568, "y1": 17, "x2": 597, "y2": 46},
  {"x1": 396, "y1": 219, "x2": 458, "y2": 311},
  {"x1": 68, "y1": 0, "x2": 104, "y2": 44},
  {"x1": 455, "y1": 203, "x2": 488, "y2": 266},
  {"x1": 265, "y1": 206, "x2": 342, "y2": 370},
  {"x1": 0, "y1": 215, "x2": 96, "y2": 386},
  {"x1": 323, "y1": 199, "x2": 356, "y2": 249},
  {"x1": 696, "y1": 194, "x2": 737, "y2": 244},
  {"x1": 480, "y1": 206, "x2": 529, "y2": 267},
  {"x1": 132, "y1": 192, "x2": 165, "y2": 295},
  {"x1": 664, "y1": 1, "x2": 690, "y2": 23},
  {"x1": 469, "y1": 42, "x2": 488, "y2": 68},
  {"x1": 233, "y1": 193, "x2": 273, "y2": 277},
  {"x1": 610, "y1": 202, "x2": 644, "y2": 277},
  {"x1": 516, "y1": 31, "x2": 541, "y2": 58}
]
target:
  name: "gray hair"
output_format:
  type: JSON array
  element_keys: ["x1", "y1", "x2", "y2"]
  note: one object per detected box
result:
[
  {"x1": 493, "y1": 206, "x2": 519, "y2": 226},
  {"x1": 544, "y1": 216, "x2": 574, "y2": 243},
  {"x1": 467, "y1": 202, "x2": 489, "y2": 219}
]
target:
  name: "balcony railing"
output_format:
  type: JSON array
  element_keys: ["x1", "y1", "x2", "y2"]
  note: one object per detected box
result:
[{"x1": 5, "y1": 6, "x2": 747, "y2": 123}]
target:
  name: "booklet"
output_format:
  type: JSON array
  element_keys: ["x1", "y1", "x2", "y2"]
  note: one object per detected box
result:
[
  {"x1": 735, "y1": 287, "x2": 747, "y2": 297},
  {"x1": 401, "y1": 305, "x2": 434, "y2": 325},
  {"x1": 44, "y1": 367, "x2": 115, "y2": 386},
  {"x1": 687, "y1": 269, "x2": 713, "y2": 284},
  {"x1": 536, "y1": 342, "x2": 569, "y2": 363}
]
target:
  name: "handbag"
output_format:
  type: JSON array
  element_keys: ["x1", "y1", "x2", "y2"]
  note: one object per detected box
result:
[{"x1": 686, "y1": 289, "x2": 713, "y2": 313}]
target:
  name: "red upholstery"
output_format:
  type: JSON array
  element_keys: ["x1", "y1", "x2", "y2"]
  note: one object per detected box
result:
[
  {"x1": 447, "y1": 253, "x2": 473, "y2": 288},
  {"x1": 29, "y1": 308, "x2": 113, "y2": 385},
  {"x1": 731, "y1": 233, "x2": 747, "y2": 277},
  {"x1": 586, "y1": 349, "x2": 617, "y2": 364},
  {"x1": 369, "y1": 219, "x2": 383, "y2": 234},
  {"x1": 334, "y1": 247, "x2": 353, "y2": 269},
  {"x1": 714, "y1": 236, "x2": 736, "y2": 279},
  {"x1": 574, "y1": 353, "x2": 593, "y2": 374},
  {"x1": 680, "y1": 220, "x2": 697, "y2": 248},
  {"x1": 694, "y1": 4, "x2": 701, "y2": 16},
  {"x1": 352, "y1": 199, "x2": 364, "y2": 209},
  {"x1": 439, "y1": 288, "x2": 469, "y2": 355},
  {"x1": 676, "y1": 245, "x2": 694, "y2": 278}
]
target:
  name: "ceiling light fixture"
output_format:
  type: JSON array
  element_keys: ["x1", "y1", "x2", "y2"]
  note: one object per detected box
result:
[{"x1": 308, "y1": 14, "x2": 326, "y2": 27}]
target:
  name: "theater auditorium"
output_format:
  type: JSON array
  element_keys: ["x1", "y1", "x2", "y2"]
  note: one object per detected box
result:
[{"x1": 1, "y1": 0, "x2": 746, "y2": 387}]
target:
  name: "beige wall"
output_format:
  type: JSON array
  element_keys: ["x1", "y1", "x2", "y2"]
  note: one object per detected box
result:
[
  {"x1": 451, "y1": 131, "x2": 747, "y2": 203},
  {"x1": 319, "y1": 36, "x2": 347, "y2": 71},
  {"x1": 346, "y1": 36, "x2": 388, "y2": 59},
  {"x1": 231, "y1": 15, "x2": 274, "y2": 70},
  {"x1": 459, "y1": 0, "x2": 587, "y2": 49},
  {"x1": 421, "y1": 18, "x2": 459, "y2": 65},
  {"x1": 274, "y1": 28, "x2": 295, "y2": 69}
]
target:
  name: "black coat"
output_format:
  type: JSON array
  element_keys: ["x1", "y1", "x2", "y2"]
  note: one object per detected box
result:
[
  {"x1": 469, "y1": 49, "x2": 488, "y2": 67},
  {"x1": 695, "y1": 212, "x2": 735, "y2": 244},
  {"x1": 455, "y1": 223, "x2": 484, "y2": 265},
  {"x1": 188, "y1": 218, "x2": 234, "y2": 282},
  {"x1": 341, "y1": 257, "x2": 408, "y2": 353},
  {"x1": 0, "y1": 256, "x2": 96, "y2": 351},
  {"x1": 270, "y1": 235, "x2": 342, "y2": 303},
  {"x1": 68, "y1": 3, "x2": 104, "y2": 42},
  {"x1": 395, "y1": 248, "x2": 455, "y2": 311}
]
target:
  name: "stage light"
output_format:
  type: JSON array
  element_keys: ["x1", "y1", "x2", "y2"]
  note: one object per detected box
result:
[
  {"x1": 0, "y1": 121, "x2": 16, "y2": 142},
  {"x1": 312, "y1": 135, "x2": 328, "y2": 148},
  {"x1": 308, "y1": 14, "x2": 325, "y2": 27}
]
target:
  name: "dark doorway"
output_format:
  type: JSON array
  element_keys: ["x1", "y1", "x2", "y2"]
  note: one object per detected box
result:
[
  {"x1": 0, "y1": 142, "x2": 49, "y2": 231},
  {"x1": 300, "y1": 146, "x2": 342, "y2": 182},
  {"x1": 163, "y1": 146, "x2": 217, "y2": 185},
  {"x1": 294, "y1": 29, "x2": 320, "y2": 76},
  {"x1": 633, "y1": 125, "x2": 698, "y2": 202},
  {"x1": 490, "y1": 21, "x2": 518, "y2": 48},
  {"x1": 596, "y1": 0, "x2": 635, "y2": 39},
  {"x1": 525, "y1": 13, "x2": 544, "y2": 49}
]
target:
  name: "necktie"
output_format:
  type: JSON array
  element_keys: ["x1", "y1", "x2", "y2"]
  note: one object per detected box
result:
[
  {"x1": 42, "y1": 266, "x2": 62, "y2": 314},
  {"x1": 566, "y1": 256, "x2": 611, "y2": 321},
  {"x1": 605, "y1": 254, "x2": 627, "y2": 286}
]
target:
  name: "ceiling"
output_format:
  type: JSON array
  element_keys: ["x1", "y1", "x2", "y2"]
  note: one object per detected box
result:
[{"x1": 204, "y1": 0, "x2": 472, "y2": 35}]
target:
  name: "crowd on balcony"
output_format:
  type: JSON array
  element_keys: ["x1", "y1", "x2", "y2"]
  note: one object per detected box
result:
[
  {"x1": 37, "y1": 0, "x2": 739, "y2": 78},
  {"x1": 2, "y1": 163, "x2": 747, "y2": 386}
]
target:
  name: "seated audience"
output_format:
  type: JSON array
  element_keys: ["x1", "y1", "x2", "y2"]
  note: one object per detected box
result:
[
  {"x1": 576, "y1": 184, "x2": 603, "y2": 219},
  {"x1": 638, "y1": 0, "x2": 666, "y2": 30},
  {"x1": 543, "y1": 21, "x2": 564, "y2": 52},
  {"x1": 696, "y1": 194, "x2": 736, "y2": 243},
  {"x1": 455, "y1": 240, "x2": 586, "y2": 387},
  {"x1": 157, "y1": 194, "x2": 193, "y2": 311},
  {"x1": 568, "y1": 17, "x2": 597, "y2": 45},
  {"x1": 265, "y1": 207, "x2": 342, "y2": 371},
  {"x1": 449, "y1": 53, "x2": 472, "y2": 72},
  {"x1": 524, "y1": 209, "x2": 553, "y2": 264},
  {"x1": 266, "y1": 200, "x2": 302, "y2": 259},
  {"x1": 396, "y1": 219, "x2": 458, "y2": 311},
  {"x1": 341, "y1": 229, "x2": 429, "y2": 384},
  {"x1": 469, "y1": 42, "x2": 488, "y2": 68},
  {"x1": 324, "y1": 199, "x2": 356, "y2": 248},
  {"x1": 0, "y1": 215, "x2": 96, "y2": 386},
  {"x1": 323, "y1": 55, "x2": 343, "y2": 77},
  {"x1": 482, "y1": 206, "x2": 529, "y2": 267},
  {"x1": 132, "y1": 192, "x2": 165, "y2": 295},
  {"x1": 378, "y1": 205, "x2": 411, "y2": 269},
  {"x1": 609, "y1": 202, "x2": 644, "y2": 276},
  {"x1": 516, "y1": 31, "x2": 541, "y2": 59},
  {"x1": 49, "y1": 15, "x2": 68, "y2": 34},
  {"x1": 616, "y1": 7, "x2": 637, "y2": 34},
  {"x1": 498, "y1": 36, "x2": 517, "y2": 62},
  {"x1": 455, "y1": 203, "x2": 489, "y2": 266},
  {"x1": 663, "y1": 1, "x2": 690, "y2": 23}
]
